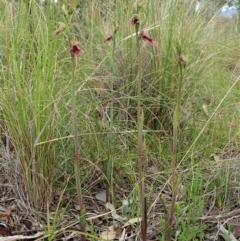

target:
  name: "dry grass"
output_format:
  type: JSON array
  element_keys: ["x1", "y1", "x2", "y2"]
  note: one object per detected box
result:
[{"x1": 0, "y1": 0, "x2": 240, "y2": 240}]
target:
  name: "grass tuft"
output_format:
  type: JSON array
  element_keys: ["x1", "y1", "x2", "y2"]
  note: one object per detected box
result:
[{"x1": 0, "y1": 0, "x2": 240, "y2": 240}]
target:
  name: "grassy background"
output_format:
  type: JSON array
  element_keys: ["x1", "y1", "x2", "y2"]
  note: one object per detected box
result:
[{"x1": 0, "y1": 0, "x2": 240, "y2": 240}]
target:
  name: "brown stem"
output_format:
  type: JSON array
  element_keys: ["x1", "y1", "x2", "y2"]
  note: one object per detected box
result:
[{"x1": 71, "y1": 56, "x2": 86, "y2": 241}]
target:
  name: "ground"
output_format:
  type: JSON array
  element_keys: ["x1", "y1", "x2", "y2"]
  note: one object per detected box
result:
[{"x1": 1, "y1": 146, "x2": 240, "y2": 240}]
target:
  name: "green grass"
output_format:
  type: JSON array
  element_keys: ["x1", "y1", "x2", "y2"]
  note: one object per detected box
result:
[{"x1": 0, "y1": 0, "x2": 240, "y2": 240}]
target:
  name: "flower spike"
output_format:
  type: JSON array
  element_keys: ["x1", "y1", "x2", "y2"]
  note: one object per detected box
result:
[
  {"x1": 178, "y1": 54, "x2": 186, "y2": 67},
  {"x1": 130, "y1": 14, "x2": 140, "y2": 26},
  {"x1": 177, "y1": 46, "x2": 186, "y2": 67},
  {"x1": 104, "y1": 35, "x2": 113, "y2": 43},
  {"x1": 140, "y1": 31, "x2": 157, "y2": 46},
  {"x1": 70, "y1": 38, "x2": 82, "y2": 58}
]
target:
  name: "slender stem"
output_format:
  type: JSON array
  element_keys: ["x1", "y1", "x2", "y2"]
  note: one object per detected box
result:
[
  {"x1": 136, "y1": 22, "x2": 146, "y2": 241},
  {"x1": 167, "y1": 62, "x2": 183, "y2": 240},
  {"x1": 71, "y1": 56, "x2": 86, "y2": 241},
  {"x1": 138, "y1": 109, "x2": 144, "y2": 214},
  {"x1": 106, "y1": 29, "x2": 117, "y2": 202}
]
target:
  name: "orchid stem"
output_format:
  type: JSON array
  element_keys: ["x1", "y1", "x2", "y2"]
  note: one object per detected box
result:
[
  {"x1": 135, "y1": 15, "x2": 147, "y2": 241},
  {"x1": 71, "y1": 56, "x2": 86, "y2": 241},
  {"x1": 167, "y1": 47, "x2": 184, "y2": 240}
]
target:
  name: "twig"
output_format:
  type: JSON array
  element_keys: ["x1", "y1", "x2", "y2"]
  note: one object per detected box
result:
[
  {"x1": 12, "y1": 228, "x2": 44, "y2": 235},
  {"x1": 198, "y1": 209, "x2": 240, "y2": 221},
  {"x1": 0, "y1": 231, "x2": 45, "y2": 241}
]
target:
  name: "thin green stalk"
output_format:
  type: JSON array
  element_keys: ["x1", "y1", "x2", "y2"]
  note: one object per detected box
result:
[
  {"x1": 106, "y1": 27, "x2": 118, "y2": 203},
  {"x1": 171, "y1": 64, "x2": 183, "y2": 202},
  {"x1": 71, "y1": 56, "x2": 86, "y2": 241},
  {"x1": 135, "y1": 17, "x2": 147, "y2": 241},
  {"x1": 167, "y1": 48, "x2": 185, "y2": 240}
]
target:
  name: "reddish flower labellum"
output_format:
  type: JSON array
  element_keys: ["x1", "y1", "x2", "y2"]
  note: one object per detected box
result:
[
  {"x1": 140, "y1": 31, "x2": 157, "y2": 46},
  {"x1": 178, "y1": 54, "x2": 186, "y2": 67},
  {"x1": 70, "y1": 38, "x2": 82, "y2": 58},
  {"x1": 130, "y1": 15, "x2": 140, "y2": 26},
  {"x1": 104, "y1": 35, "x2": 113, "y2": 43}
]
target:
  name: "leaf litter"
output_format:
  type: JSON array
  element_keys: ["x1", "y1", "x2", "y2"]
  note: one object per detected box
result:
[{"x1": 1, "y1": 147, "x2": 240, "y2": 240}]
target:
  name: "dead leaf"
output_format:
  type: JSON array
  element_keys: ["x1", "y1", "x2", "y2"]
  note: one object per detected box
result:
[
  {"x1": 119, "y1": 228, "x2": 126, "y2": 241},
  {"x1": 105, "y1": 203, "x2": 126, "y2": 221},
  {"x1": 100, "y1": 111, "x2": 109, "y2": 129},
  {"x1": 122, "y1": 198, "x2": 133, "y2": 213},
  {"x1": 0, "y1": 231, "x2": 44, "y2": 240},
  {"x1": 100, "y1": 226, "x2": 116, "y2": 240},
  {"x1": 213, "y1": 155, "x2": 220, "y2": 162},
  {"x1": 94, "y1": 88, "x2": 109, "y2": 97},
  {"x1": 0, "y1": 210, "x2": 12, "y2": 221},
  {"x1": 202, "y1": 104, "x2": 209, "y2": 116},
  {"x1": 218, "y1": 223, "x2": 237, "y2": 241},
  {"x1": 122, "y1": 217, "x2": 142, "y2": 228},
  {"x1": 148, "y1": 165, "x2": 159, "y2": 174},
  {"x1": 96, "y1": 190, "x2": 107, "y2": 202},
  {"x1": 115, "y1": 228, "x2": 123, "y2": 238}
]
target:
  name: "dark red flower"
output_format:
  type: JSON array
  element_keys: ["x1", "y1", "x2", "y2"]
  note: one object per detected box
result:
[
  {"x1": 140, "y1": 31, "x2": 157, "y2": 46},
  {"x1": 70, "y1": 38, "x2": 82, "y2": 58},
  {"x1": 104, "y1": 35, "x2": 113, "y2": 43},
  {"x1": 178, "y1": 54, "x2": 186, "y2": 67},
  {"x1": 130, "y1": 15, "x2": 140, "y2": 26}
]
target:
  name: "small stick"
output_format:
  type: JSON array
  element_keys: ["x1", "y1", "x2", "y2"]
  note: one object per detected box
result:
[
  {"x1": 197, "y1": 209, "x2": 240, "y2": 221},
  {"x1": 218, "y1": 223, "x2": 237, "y2": 241}
]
